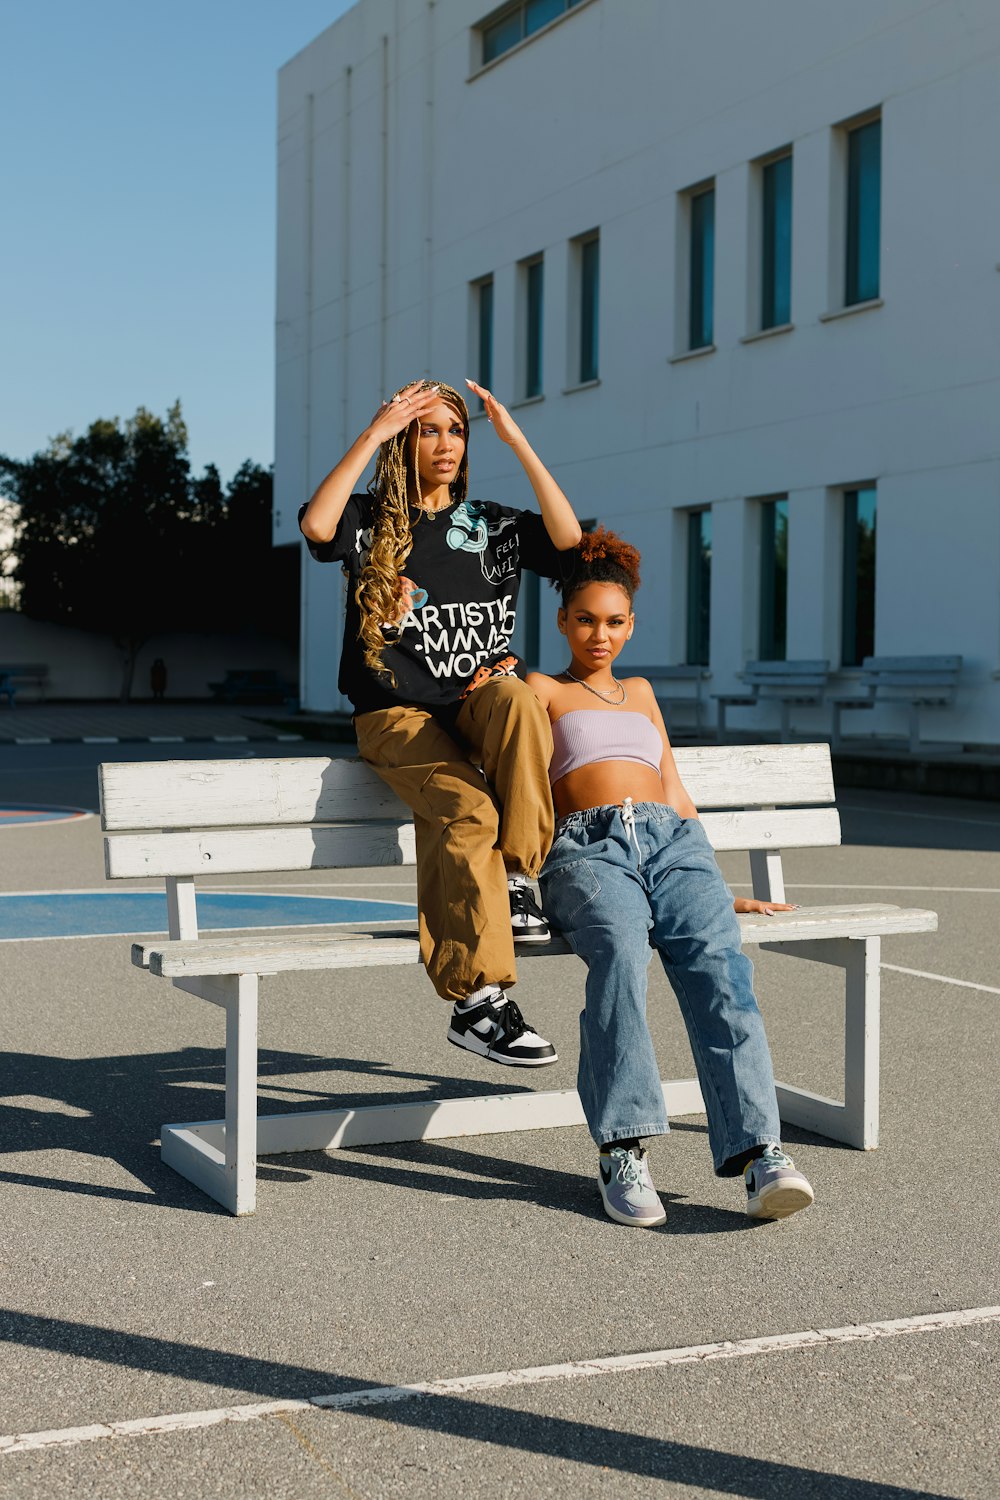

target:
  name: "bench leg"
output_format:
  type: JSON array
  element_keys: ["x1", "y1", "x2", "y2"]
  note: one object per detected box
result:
[
  {"x1": 160, "y1": 973, "x2": 259, "y2": 1215},
  {"x1": 717, "y1": 701, "x2": 728, "y2": 743},
  {"x1": 759, "y1": 935, "x2": 880, "y2": 1149},
  {"x1": 908, "y1": 703, "x2": 921, "y2": 756},
  {"x1": 830, "y1": 701, "x2": 845, "y2": 751},
  {"x1": 843, "y1": 935, "x2": 880, "y2": 1148},
  {"x1": 779, "y1": 700, "x2": 791, "y2": 744},
  {"x1": 224, "y1": 975, "x2": 260, "y2": 1214}
]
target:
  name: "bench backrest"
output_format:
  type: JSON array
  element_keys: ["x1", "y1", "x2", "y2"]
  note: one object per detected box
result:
[
  {"x1": 860, "y1": 655, "x2": 961, "y2": 688},
  {"x1": 101, "y1": 743, "x2": 839, "y2": 881},
  {"x1": 625, "y1": 664, "x2": 708, "y2": 683},
  {"x1": 741, "y1": 660, "x2": 829, "y2": 691}
]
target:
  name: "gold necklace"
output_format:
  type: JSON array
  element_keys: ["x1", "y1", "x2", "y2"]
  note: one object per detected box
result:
[{"x1": 564, "y1": 668, "x2": 627, "y2": 705}]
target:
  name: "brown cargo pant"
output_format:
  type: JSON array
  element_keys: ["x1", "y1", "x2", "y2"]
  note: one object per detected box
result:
[{"x1": 354, "y1": 676, "x2": 554, "y2": 1003}]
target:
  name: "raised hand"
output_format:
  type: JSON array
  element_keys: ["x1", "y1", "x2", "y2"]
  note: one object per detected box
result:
[
  {"x1": 464, "y1": 380, "x2": 524, "y2": 447},
  {"x1": 368, "y1": 382, "x2": 440, "y2": 444}
]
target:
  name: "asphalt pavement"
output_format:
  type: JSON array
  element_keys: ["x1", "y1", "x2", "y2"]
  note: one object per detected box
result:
[{"x1": 0, "y1": 731, "x2": 998, "y2": 1498}]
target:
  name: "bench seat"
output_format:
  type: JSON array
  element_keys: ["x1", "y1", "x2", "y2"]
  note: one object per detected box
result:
[{"x1": 132, "y1": 903, "x2": 935, "y2": 980}]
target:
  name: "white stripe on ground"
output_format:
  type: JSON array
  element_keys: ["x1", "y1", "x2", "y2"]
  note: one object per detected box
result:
[
  {"x1": 82, "y1": 736, "x2": 119, "y2": 744},
  {"x1": 12, "y1": 738, "x2": 51, "y2": 745},
  {"x1": 730, "y1": 881, "x2": 1000, "y2": 894},
  {"x1": 2, "y1": 1306, "x2": 998, "y2": 1458},
  {"x1": 881, "y1": 963, "x2": 1000, "y2": 996}
]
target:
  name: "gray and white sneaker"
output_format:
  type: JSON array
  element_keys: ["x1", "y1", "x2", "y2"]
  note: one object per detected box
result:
[
  {"x1": 744, "y1": 1145, "x2": 814, "y2": 1219},
  {"x1": 598, "y1": 1146, "x2": 667, "y2": 1227},
  {"x1": 448, "y1": 991, "x2": 557, "y2": 1067},
  {"x1": 508, "y1": 876, "x2": 551, "y2": 944}
]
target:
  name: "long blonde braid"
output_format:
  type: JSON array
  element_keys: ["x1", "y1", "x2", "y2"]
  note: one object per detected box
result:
[{"x1": 356, "y1": 379, "x2": 470, "y2": 681}]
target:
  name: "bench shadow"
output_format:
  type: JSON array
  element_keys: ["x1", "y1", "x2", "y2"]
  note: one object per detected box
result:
[
  {"x1": 0, "y1": 1045, "x2": 540, "y2": 1215},
  {"x1": 281, "y1": 1137, "x2": 749, "y2": 1234},
  {"x1": 0, "y1": 1309, "x2": 953, "y2": 1498}
]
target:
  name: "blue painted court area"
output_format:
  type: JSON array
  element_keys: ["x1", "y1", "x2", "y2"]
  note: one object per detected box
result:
[
  {"x1": 0, "y1": 890, "x2": 418, "y2": 941},
  {"x1": 0, "y1": 804, "x2": 89, "y2": 826}
]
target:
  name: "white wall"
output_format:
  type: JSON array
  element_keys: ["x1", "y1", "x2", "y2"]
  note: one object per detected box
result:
[
  {"x1": 0, "y1": 613, "x2": 296, "y2": 700},
  {"x1": 277, "y1": 0, "x2": 1000, "y2": 745}
]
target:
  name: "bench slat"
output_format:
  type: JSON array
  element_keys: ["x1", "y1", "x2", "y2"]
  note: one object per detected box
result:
[
  {"x1": 100, "y1": 744, "x2": 837, "y2": 834},
  {"x1": 105, "y1": 822, "x2": 416, "y2": 878},
  {"x1": 104, "y1": 805, "x2": 840, "y2": 878},
  {"x1": 134, "y1": 902, "x2": 937, "y2": 978},
  {"x1": 99, "y1": 758, "x2": 410, "y2": 830}
]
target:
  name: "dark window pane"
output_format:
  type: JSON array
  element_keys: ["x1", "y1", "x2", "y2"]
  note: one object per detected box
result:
[
  {"x1": 526, "y1": 0, "x2": 565, "y2": 35},
  {"x1": 686, "y1": 509, "x2": 712, "y2": 666},
  {"x1": 846, "y1": 119, "x2": 881, "y2": 305},
  {"x1": 580, "y1": 237, "x2": 599, "y2": 383},
  {"x1": 762, "y1": 154, "x2": 792, "y2": 329},
  {"x1": 689, "y1": 188, "x2": 715, "y2": 350},
  {"x1": 526, "y1": 259, "x2": 544, "y2": 398},
  {"x1": 477, "y1": 279, "x2": 493, "y2": 404},
  {"x1": 841, "y1": 486, "x2": 877, "y2": 665},
  {"x1": 483, "y1": 12, "x2": 523, "y2": 63},
  {"x1": 759, "y1": 498, "x2": 788, "y2": 661}
]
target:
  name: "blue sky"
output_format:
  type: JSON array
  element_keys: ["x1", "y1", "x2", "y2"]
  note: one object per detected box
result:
[{"x1": 0, "y1": 1, "x2": 354, "y2": 483}]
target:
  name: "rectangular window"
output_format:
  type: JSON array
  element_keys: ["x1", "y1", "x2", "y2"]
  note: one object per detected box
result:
[
  {"x1": 474, "y1": 277, "x2": 493, "y2": 407},
  {"x1": 846, "y1": 118, "x2": 881, "y2": 305},
  {"x1": 689, "y1": 186, "x2": 715, "y2": 350},
  {"x1": 524, "y1": 255, "x2": 544, "y2": 398},
  {"x1": 758, "y1": 497, "x2": 788, "y2": 661},
  {"x1": 579, "y1": 234, "x2": 599, "y2": 383},
  {"x1": 480, "y1": 0, "x2": 584, "y2": 65},
  {"x1": 761, "y1": 153, "x2": 792, "y2": 329},
  {"x1": 685, "y1": 509, "x2": 712, "y2": 667},
  {"x1": 841, "y1": 486, "x2": 877, "y2": 666}
]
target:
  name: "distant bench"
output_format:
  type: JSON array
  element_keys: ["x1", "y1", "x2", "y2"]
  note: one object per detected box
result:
[
  {"x1": 625, "y1": 664, "x2": 709, "y2": 732},
  {"x1": 0, "y1": 663, "x2": 49, "y2": 707},
  {"x1": 100, "y1": 744, "x2": 937, "y2": 1215},
  {"x1": 713, "y1": 660, "x2": 830, "y2": 743},
  {"x1": 208, "y1": 669, "x2": 298, "y2": 706},
  {"x1": 829, "y1": 656, "x2": 963, "y2": 754}
]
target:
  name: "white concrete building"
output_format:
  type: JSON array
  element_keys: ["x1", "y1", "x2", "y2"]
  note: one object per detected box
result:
[{"x1": 275, "y1": 0, "x2": 1000, "y2": 746}]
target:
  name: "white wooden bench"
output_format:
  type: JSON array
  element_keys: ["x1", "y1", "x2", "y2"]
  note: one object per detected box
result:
[
  {"x1": 99, "y1": 745, "x2": 937, "y2": 1216},
  {"x1": 829, "y1": 655, "x2": 963, "y2": 755},
  {"x1": 713, "y1": 660, "x2": 831, "y2": 743}
]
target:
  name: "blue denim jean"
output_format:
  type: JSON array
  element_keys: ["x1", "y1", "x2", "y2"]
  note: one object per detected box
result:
[{"x1": 539, "y1": 801, "x2": 781, "y2": 1175}]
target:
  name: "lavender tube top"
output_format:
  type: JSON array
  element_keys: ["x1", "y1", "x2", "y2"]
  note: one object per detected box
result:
[{"x1": 549, "y1": 709, "x2": 663, "y2": 785}]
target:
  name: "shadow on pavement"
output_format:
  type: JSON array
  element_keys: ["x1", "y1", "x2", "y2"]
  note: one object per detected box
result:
[
  {"x1": 0, "y1": 1309, "x2": 952, "y2": 1498},
  {"x1": 0, "y1": 1046, "x2": 540, "y2": 1214},
  {"x1": 837, "y1": 790, "x2": 1000, "y2": 853}
]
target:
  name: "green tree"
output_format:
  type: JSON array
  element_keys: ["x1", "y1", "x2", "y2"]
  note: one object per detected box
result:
[{"x1": 0, "y1": 404, "x2": 295, "y2": 700}]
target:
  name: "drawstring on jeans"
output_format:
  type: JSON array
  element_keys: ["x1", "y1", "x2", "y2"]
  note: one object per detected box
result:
[{"x1": 620, "y1": 796, "x2": 643, "y2": 867}]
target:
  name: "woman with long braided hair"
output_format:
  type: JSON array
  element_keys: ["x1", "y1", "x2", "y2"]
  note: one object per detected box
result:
[
  {"x1": 529, "y1": 529, "x2": 815, "y2": 1227},
  {"x1": 300, "y1": 377, "x2": 581, "y2": 1064}
]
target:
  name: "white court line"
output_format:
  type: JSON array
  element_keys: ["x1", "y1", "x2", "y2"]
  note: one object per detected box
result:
[
  {"x1": 881, "y1": 963, "x2": 1000, "y2": 997},
  {"x1": 730, "y1": 881, "x2": 1000, "y2": 894},
  {"x1": 2, "y1": 1305, "x2": 997, "y2": 1458},
  {"x1": 0, "y1": 919, "x2": 416, "y2": 947}
]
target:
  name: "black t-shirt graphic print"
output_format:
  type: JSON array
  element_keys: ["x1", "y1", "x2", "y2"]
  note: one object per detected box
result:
[{"x1": 300, "y1": 494, "x2": 566, "y2": 713}]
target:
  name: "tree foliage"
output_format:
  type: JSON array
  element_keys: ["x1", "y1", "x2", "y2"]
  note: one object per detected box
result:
[{"x1": 0, "y1": 403, "x2": 297, "y2": 700}]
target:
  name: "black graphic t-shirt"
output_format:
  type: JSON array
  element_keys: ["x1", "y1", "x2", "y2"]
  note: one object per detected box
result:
[{"x1": 299, "y1": 493, "x2": 568, "y2": 714}]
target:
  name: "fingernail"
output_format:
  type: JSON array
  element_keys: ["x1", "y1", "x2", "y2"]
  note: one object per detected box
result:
[{"x1": 465, "y1": 378, "x2": 475, "y2": 387}]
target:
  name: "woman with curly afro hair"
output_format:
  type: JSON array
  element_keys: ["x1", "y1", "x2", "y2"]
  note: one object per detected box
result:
[
  {"x1": 528, "y1": 528, "x2": 815, "y2": 1228},
  {"x1": 300, "y1": 378, "x2": 581, "y2": 1067}
]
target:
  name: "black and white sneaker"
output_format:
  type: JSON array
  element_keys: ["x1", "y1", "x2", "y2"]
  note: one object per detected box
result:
[
  {"x1": 508, "y1": 875, "x2": 551, "y2": 944},
  {"x1": 448, "y1": 991, "x2": 557, "y2": 1067}
]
